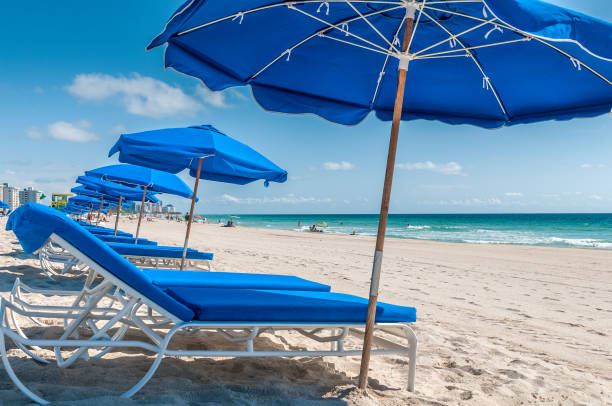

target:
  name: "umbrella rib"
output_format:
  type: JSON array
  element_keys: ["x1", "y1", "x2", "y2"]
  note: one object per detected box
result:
[
  {"x1": 421, "y1": 9, "x2": 508, "y2": 118},
  {"x1": 418, "y1": 37, "x2": 531, "y2": 58},
  {"x1": 250, "y1": 5, "x2": 403, "y2": 80},
  {"x1": 316, "y1": 35, "x2": 394, "y2": 56},
  {"x1": 370, "y1": 0, "x2": 426, "y2": 107},
  {"x1": 423, "y1": 5, "x2": 612, "y2": 86},
  {"x1": 288, "y1": 5, "x2": 392, "y2": 54},
  {"x1": 175, "y1": 1, "x2": 404, "y2": 37},
  {"x1": 370, "y1": 17, "x2": 407, "y2": 106},
  {"x1": 406, "y1": 0, "x2": 426, "y2": 51},
  {"x1": 343, "y1": 0, "x2": 400, "y2": 54},
  {"x1": 413, "y1": 18, "x2": 494, "y2": 56}
]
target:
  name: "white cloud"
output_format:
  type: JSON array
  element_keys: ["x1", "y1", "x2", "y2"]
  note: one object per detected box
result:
[
  {"x1": 439, "y1": 197, "x2": 501, "y2": 206},
  {"x1": 397, "y1": 161, "x2": 465, "y2": 176},
  {"x1": 4, "y1": 170, "x2": 16, "y2": 175},
  {"x1": 220, "y1": 193, "x2": 332, "y2": 205},
  {"x1": 26, "y1": 127, "x2": 42, "y2": 139},
  {"x1": 589, "y1": 194, "x2": 603, "y2": 200},
  {"x1": 323, "y1": 161, "x2": 355, "y2": 171},
  {"x1": 67, "y1": 73, "x2": 203, "y2": 118},
  {"x1": 195, "y1": 85, "x2": 230, "y2": 108},
  {"x1": 581, "y1": 163, "x2": 606, "y2": 169},
  {"x1": 504, "y1": 192, "x2": 523, "y2": 197},
  {"x1": 48, "y1": 120, "x2": 98, "y2": 143},
  {"x1": 109, "y1": 124, "x2": 127, "y2": 136}
]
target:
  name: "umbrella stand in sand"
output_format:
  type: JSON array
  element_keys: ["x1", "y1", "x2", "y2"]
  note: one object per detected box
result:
[{"x1": 148, "y1": 0, "x2": 612, "y2": 389}]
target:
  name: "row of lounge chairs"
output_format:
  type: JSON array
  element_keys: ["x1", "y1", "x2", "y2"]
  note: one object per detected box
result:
[
  {"x1": 1, "y1": 203, "x2": 417, "y2": 404},
  {"x1": 37, "y1": 219, "x2": 213, "y2": 278}
]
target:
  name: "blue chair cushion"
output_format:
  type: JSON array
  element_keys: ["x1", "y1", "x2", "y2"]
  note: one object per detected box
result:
[
  {"x1": 144, "y1": 269, "x2": 330, "y2": 291},
  {"x1": 7, "y1": 203, "x2": 195, "y2": 321},
  {"x1": 165, "y1": 288, "x2": 416, "y2": 323},
  {"x1": 108, "y1": 244, "x2": 213, "y2": 260},
  {"x1": 97, "y1": 236, "x2": 158, "y2": 245}
]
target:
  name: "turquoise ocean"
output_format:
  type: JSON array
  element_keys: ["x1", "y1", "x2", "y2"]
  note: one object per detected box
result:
[{"x1": 201, "y1": 213, "x2": 612, "y2": 249}]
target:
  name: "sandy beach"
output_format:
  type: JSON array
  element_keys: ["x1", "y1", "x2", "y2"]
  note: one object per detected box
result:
[{"x1": 0, "y1": 216, "x2": 611, "y2": 405}]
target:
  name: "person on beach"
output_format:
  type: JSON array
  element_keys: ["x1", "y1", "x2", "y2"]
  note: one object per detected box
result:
[{"x1": 351, "y1": 229, "x2": 356, "y2": 235}]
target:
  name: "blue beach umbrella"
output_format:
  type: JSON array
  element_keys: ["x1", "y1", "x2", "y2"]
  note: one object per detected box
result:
[
  {"x1": 109, "y1": 124, "x2": 287, "y2": 268},
  {"x1": 75, "y1": 176, "x2": 158, "y2": 234},
  {"x1": 70, "y1": 187, "x2": 133, "y2": 209},
  {"x1": 0, "y1": 200, "x2": 9, "y2": 209},
  {"x1": 86, "y1": 164, "x2": 194, "y2": 198},
  {"x1": 148, "y1": 0, "x2": 612, "y2": 388},
  {"x1": 76, "y1": 176, "x2": 159, "y2": 203},
  {"x1": 85, "y1": 164, "x2": 194, "y2": 240}
]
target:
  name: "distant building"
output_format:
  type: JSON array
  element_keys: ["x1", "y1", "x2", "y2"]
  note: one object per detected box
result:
[
  {"x1": 19, "y1": 187, "x2": 43, "y2": 205},
  {"x1": 2, "y1": 183, "x2": 20, "y2": 210},
  {"x1": 163, "y1": 204, "x2": 175, "y2": 214}
]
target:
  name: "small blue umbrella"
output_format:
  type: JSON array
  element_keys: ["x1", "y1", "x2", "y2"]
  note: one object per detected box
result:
[
  {"x1": 85, "y1": 164, "x2": 194, "y2": 240},
  {"x1": 76, "y1": 176, "x2": 159, "y2": 203},
  {"x1": 70, "y1": 187, "x2": 133, "y2": 208},
  {"x1": 109, "y1": 124, "x2": 287, "y2": 267},
  {"x1": 76, "y1": 176, "x2": 159, "y2": 231},
  {"x1": 149, "y1": 0, "x2": 612, "y2": 388},
  {"x1": 0, "y1": 200, "x2": 9, "y2": 210},
  {"x1": 85, "y1": 164, "x2": 194, "y2": 198}
]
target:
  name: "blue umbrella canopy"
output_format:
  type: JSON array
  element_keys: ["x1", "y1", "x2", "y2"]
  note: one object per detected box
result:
[
  {"x1": 148, "y1": 0, "x2": 612, "y2": 128},
  {"x1": 109, "y1": 125, "x2": 287, "y2": 185},
  {"x1": 75, "y1": 176, "x2": 159, "y2": 203},
  {"x1": 148, "y1": 0, "x2": 612, "y2": 389},
  {"x1": 85, "y1": 164, "x2": 195, "y2": 199},
  {"x1": 70, "y1": 187, "x2": 132, "y2": 208},
  {"x1": 0, "y1": 200, "x2": 9, "y2": 209}
]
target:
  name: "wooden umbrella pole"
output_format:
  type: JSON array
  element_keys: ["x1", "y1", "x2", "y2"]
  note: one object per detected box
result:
[
  {"x1": 96, "y1": 196, "x2": 104, "y2": 225},
  {"x1": 87, "y1": 204, "x2": 94, "y2": 224},
  {"x1": 181, "y1": 157, "x2": 203, "y2": 271},
  {"x1": 135, "y1": 186, "x2": 147, "y2": 244},
  {"x1": 358, "y1": 15, "x2": 415, "y2": 390},
  {"x1": 114, "y1": 195, "x2": 123, "y2": 236}
]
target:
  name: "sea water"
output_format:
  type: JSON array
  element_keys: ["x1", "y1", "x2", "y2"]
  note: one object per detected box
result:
[{"x1": 200, "y1": 213, "x2": 612, "y2": 249}]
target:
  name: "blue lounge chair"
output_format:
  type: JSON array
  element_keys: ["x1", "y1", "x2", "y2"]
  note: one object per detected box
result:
[
  {"x1": 96, "y1": 235, "x2": 158, "y2": 245},
  {"x1": 2, "y1": 203, "x2": 417, "y2": 404}
]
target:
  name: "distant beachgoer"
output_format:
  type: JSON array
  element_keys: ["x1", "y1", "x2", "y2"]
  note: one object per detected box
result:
[
  {"x1": 351, "y1": 229, "x2": 356, "y2": 235},
  {"x1": 298, "y1": 220, "x2": 301, "y2": 227}
]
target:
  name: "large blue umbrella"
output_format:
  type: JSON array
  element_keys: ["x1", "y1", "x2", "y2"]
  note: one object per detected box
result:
[
  {"x1": 109, "y1": 124, "x2": 287, "y2": 268},
  {"x1": 148, "y1": 0, "x2": 612, "y2": 389},
  {"x1": 109, "y1": 125, "x2": 287, "y2": 184},
  {"x1": 85, "y1": 164, "x2": 194, "y2": 240}
]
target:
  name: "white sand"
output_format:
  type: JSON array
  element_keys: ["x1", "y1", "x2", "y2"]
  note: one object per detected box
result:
[{"x1": 0, "y1": 216, "x2": 611, "y2": 405}]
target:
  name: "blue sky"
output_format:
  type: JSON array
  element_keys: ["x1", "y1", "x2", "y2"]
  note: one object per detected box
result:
[{"x1": 1, "y1": 0, "x2": 611, "y2": 214}]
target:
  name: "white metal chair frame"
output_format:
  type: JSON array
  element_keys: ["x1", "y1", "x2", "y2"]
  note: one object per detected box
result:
[
  {"x1": 1, "y1": 233, "x2": 417, "y2": 405},
  {"x1": 37, "y1": 240, "x2": 211, "y2": 279}
]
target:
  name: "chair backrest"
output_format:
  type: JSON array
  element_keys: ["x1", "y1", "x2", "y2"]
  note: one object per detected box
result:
[{"x1": 7, "y1": 203, "x2": 195, "y2": 321}]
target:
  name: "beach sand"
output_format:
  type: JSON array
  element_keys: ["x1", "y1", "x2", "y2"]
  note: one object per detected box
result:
[{"x1": 0, "y1": 217, "x2": 610, "y2": 405}]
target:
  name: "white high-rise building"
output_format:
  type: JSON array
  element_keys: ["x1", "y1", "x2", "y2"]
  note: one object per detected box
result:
[
  {"x1": 2, "y1": 184, "x2": 20, "y2": 210},
  {"x1": 19, "y1": 187, "x2": 43, "y2": 205}
]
